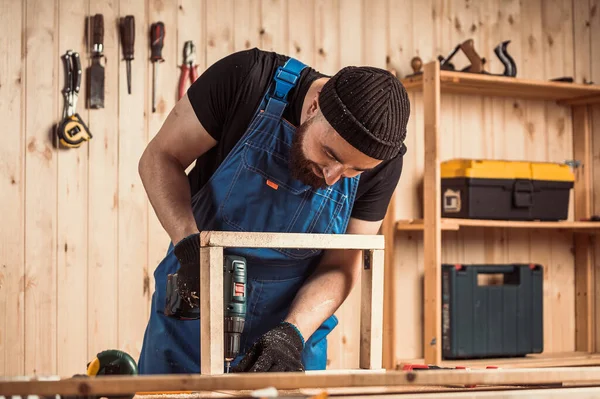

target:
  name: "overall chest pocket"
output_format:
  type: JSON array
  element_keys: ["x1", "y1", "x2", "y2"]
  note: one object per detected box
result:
[{"x1": 221, "y1": 142, "x2": 346, "y2": 260}]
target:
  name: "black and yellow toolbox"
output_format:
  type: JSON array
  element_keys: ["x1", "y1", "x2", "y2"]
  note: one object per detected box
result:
[
  {"x1": 441, "y1": 263, "x2": 544, "y2": 360},
  {"x1": 440, "y1": 159, "x2": 575, "y2": 221}
]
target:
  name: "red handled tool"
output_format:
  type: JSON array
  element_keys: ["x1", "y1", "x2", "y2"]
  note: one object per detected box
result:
[{"x1": 178, "y1": 40, "x2": 199, "y2": 100}]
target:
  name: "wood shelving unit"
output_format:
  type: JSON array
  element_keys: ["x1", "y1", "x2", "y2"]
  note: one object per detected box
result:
[{"x1": 382, "y1": 61, "x2": 600, "y2": 369}]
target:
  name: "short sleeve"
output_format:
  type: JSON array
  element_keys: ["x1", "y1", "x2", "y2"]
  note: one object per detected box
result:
[
  {"x1": 186, "y1": 49, "x2": 258, "y2": 141},
  {"x1": 350, "y1": 155, "x2": 404, "y2": 222}
]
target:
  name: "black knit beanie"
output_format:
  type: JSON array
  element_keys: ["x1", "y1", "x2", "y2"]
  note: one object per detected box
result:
[{"x1": 319, "y1": 66, "x2": 410, "y2": 160}]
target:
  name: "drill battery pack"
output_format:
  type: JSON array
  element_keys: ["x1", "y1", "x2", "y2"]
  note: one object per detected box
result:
[{"x1": 442, "y1": 263, "x2": 544, "y2": 360}]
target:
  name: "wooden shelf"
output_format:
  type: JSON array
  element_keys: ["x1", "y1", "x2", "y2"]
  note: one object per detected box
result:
[
  {"x1": 400, "y1": 70, "x2": 600, "y2": 105},
  {"x1": 398, "y1": 352, "x2": 600, "y2": 370},
  {"x1": 396, "y1": 218, "x2": 600, "y2": 231}
]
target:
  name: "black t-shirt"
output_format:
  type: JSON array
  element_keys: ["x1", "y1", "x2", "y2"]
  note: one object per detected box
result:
[{"x1": 186, "y1": 48, "x2": 404, "y2": 222}]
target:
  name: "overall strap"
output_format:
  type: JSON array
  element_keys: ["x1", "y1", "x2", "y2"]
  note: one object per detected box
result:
[{"x1": 263, "y1": 57, "x2": 307, "y2": 118}]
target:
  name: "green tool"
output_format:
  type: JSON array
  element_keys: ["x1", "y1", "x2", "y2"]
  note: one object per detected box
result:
[{"x1": 223, "y1": 255, "x2": 247, "y2": 373}]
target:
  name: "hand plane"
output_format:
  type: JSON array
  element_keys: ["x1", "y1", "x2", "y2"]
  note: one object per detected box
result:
[{"x1": 437, "y1": 38, "x2": 517, "y2": 77}]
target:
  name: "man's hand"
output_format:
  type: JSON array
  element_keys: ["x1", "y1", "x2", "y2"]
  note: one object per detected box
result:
[
  {"x1": 232, "y1": 322, "x2": 305, "y2": 372},
  {"x1": 165, "y1": 233, "x2": 201, "y2": 319}
]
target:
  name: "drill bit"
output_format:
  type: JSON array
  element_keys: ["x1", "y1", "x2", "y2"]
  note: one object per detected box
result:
[{"x1": 225, "y1": 360, "x2": 231, "y2": 373}]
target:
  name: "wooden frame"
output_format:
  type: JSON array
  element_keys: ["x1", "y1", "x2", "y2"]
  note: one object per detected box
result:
[
  {"x1": 198, "y1": 231, "x2": 385, "y2": 374},
  {"x1": 381, "y1": 61, "x2": 600, "y2": 368},
  {"x1": 2, "y1": 367, "x2": 600, "y2": 397}
]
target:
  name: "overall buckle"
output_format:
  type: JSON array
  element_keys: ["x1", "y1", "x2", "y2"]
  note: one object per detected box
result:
[{"x1": 271, "y1": 65, "x2": 300, "y2": 102}]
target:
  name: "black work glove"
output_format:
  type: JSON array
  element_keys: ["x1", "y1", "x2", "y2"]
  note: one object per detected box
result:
[
  {"x1": 232, "y1": 322, "x2": 305, "y2": 372},
  {"x1": 164, "y1": 233, "x2": 201, "y2": 320}
]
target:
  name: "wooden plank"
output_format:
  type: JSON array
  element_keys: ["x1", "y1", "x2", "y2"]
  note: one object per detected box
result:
[
  {"x1": 572, "y1": 105, "x2": 594, "y2": 352},
  {"x1": 56, "y1": 0, "x2": 89, "y2": 377},
  {"x1": 205, "y1": 0, "x2": 234, "y2": 66},
  {"x1": 314, "y1": 0, "x2": 339, "y2": 76},
  {"x1": 118, "y1": 0, "x2": 150, "y2": 360},
  {"x1": 591, "y1": 0, "x2": 600, "y2": 354},
  {"x1": 288, "y1": 0, "x2": 315, "y2": 64},
  {"x1": 360, "y1": 250, "x2": 384, "y2": 370},
  {"x1": 381, "y1": 200, "x2": 396, "y2": 370},
  {"x1": 396, "y1": 219, "x2": 600, "y2": 231},
  {"x1": 199, "y1": 231, "x2": 384, "y2": 250},
  {"x1": 4, "y1": 367, "x2": 600, "y2": 396},
  {"x1": 87, "y1": 0, "x2": 119, "y2": 360},
  {"x1": 260, "y1": 0, "x2": 288, "y2": 53},
  {"x1": 0, "y1": 0, "x2": 25, "y2": 377},
  {"x1": 422, "y1": 60, "x2": 442, "y2": 365},
  {"x1": 233, "y1": 0, "x2": 260, "y2": 52},
  {"x1": 200, "y1": 246, "x2": 224, "y2": 375},
  {"x1": 400, "y1": 71, "x2": 600, "y2": 103},
  {"x1": 24, "y1": 0, "x2": 58, "y2": 375},
  {"x1": 147, "y1": 0, "x2": 178, "y2": 315}
]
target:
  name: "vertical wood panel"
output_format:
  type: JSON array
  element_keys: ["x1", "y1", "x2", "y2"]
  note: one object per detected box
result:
[
  {"x1": 179, "y1": 0, "x2": 206, "y2": 72},
  {"x1": 287, "y1": 0, "x2": 315, "y2": 64},
  {"x1": 205, "y1": 0, "x2": 234, "y2": 66},
  {"x1": 24, "y1": 0, "x2": 58, "y2": 375},
  {"x1": 56, "y1": 0, "x2": 90, "y2": 377},
  {"x1": 0, "y1": 0, "x2": 25, "y2": 377},
  {"x1": 117, "y1": 0, "x2": 149, "y2": 359},
  {"x1": 234, "y1": 0, "x2": 261, "y2": 52},
  {"x1": 147, "y1": 0, "x2": 178, "y2": 316},
  {"x1": 260, "y1": 0, "x2": 288, "y2": 53},
  {"x1": 87, "y1": 0, "x2": 119, "y2": 361}
]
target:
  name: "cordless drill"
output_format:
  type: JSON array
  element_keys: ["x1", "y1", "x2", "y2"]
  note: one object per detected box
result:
[{"x1": 223, "y1": 255, "x2": 247, "y2": 373}]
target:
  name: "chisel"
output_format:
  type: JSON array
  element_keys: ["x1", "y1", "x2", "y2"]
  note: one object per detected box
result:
[
  {"x1": 88, "y1": 14, "x2": 105, "y2": 108},
  {"x1": 120, "y1": 15, "x2": 135, "y2": 94}
]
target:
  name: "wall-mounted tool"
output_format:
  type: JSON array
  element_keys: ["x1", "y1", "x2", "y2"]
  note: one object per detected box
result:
[
  {"x1": 87, "y1": 13, "x2": 105, "y2": 109},
  {"x1": 56, "y1": 50, "x2": 92, "y2": 148},
  {"x1": 150, "y1": 21, "x2": 165, "y2": 113},
  {"x1": 438, "y1": 39, "x2": 517, "y2": 77},
  {"x1": 120, "y1": 15, "x2": 135, "y2": 94},
  {"x1": 178, "y1": 40, "x2": 199, "y2": 100}
]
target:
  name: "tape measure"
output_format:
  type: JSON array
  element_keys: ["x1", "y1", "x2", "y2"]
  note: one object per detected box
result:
[{"x1": 56, "y1": 113, "x2": 92, "y2": 149}]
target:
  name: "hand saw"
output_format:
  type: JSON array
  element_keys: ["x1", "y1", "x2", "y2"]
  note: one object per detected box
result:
[{"x1": 87, "y1": 13, "x2": 105, "y2": 108}]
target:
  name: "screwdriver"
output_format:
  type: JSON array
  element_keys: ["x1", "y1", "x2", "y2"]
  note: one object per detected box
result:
[
  {"x1": 120, "y1": 15, "x2": 135, "y2": 94},
  {"x1": 150, "y1": 21, "x2": 165, "y2": 113}
]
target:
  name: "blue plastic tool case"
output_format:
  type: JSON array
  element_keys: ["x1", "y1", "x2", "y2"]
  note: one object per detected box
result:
[{"x1": 441, "y1": 263, "x2": 544, "y2": 359}]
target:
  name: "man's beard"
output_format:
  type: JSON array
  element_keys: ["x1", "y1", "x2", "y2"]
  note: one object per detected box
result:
[{"x1": 289, "y1": 119, "x2": 328, "y2": 190}]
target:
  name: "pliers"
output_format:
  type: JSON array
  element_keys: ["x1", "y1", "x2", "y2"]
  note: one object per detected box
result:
[{"x1": 178, "y1": 40, "x2": 199, "y2": 100}]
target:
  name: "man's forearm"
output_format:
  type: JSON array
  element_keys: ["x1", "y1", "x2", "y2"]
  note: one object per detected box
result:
[
  {"x1": 284, "y1": 257, "x2": 361, "y2": 340},
  {"x1": 139, "y1": 148, "x2": 199, "y2": 245}
]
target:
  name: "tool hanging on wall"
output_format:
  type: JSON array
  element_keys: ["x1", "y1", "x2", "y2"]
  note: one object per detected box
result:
[
  {"x1": 437, "y1": 38, "x2": 517, "y2": 77},
  {"x1": 178, "y1": 40, "x2": 199, "y2": 100},
  {"x1": 87, "y1": 13, "x2": 105, "y2": 109},
  {"x1": 150, "y1": 21, "x2": 165, "y2": 113},
  {"x1": 120, "y1": 15, "x2": 135, "y2": 94},
  {"x1": 56, "y1": 50, "x2": 92, "y2": 149}
]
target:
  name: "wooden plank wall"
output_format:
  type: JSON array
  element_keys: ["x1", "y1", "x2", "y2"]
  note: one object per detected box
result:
[{"x1": 0, "y1": 0, "x2": 598, "y2": 376}]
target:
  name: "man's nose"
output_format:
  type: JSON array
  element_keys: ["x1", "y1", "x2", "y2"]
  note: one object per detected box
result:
[{"x1": 323, "y1": 164, "x2": 344, "y2": 185}]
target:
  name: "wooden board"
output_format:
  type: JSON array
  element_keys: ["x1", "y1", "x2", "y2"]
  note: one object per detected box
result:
[
  {"x1": 56, "y1": 0, "x2": 89, "y2": 377},
  {"x1": 199, "y1": 231, "x2": 384, "y2": 250},
  {"x1": 0, "y1": 0, "x2": 25, "y2": 377},
  {"x1": 3, "y1": 368, "x2": 600, "y2": 396},
  {"x1": 396, "y1": 219, "x2": 600, "y2": 231}
]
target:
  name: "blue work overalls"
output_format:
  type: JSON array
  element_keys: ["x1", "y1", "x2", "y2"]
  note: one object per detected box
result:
[{"x1": 138, "y1": 58, "x2": 360, "y2": 374}]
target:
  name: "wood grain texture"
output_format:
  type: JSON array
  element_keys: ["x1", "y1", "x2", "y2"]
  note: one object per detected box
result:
[
  {"x1": 24, "y1": 0, "x2": 58, "y2": 375},
  {"x1": 56, "y1": 0, "x2": 89, "y2": 377},
  {"x1": 0, "y1": 0, "x2": 25, "y2": 377},
  {"x1": 117, "y1": 0, "x2": 149, "y2": 359},
  {"x1": 87, "y1": 0, "x2": 119, "y2": 362}
]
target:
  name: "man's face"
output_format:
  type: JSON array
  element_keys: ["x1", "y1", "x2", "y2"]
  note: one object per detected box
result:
[{"x1": 289, "y1": 112, "x2": 382, "y2": 189}]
